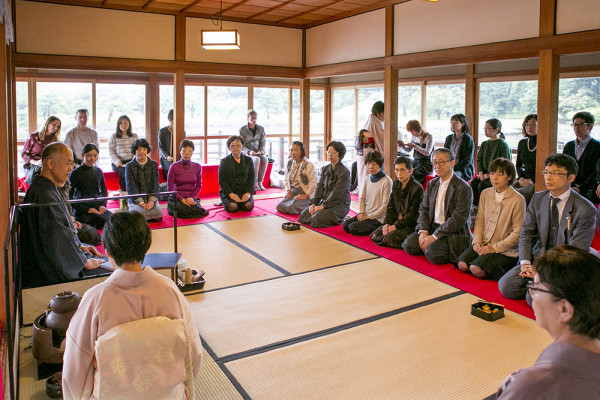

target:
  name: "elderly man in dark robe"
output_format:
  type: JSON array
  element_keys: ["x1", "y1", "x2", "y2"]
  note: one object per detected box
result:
[{"x1": 20, "y1": 142, "x2": 108, "y2": 288}]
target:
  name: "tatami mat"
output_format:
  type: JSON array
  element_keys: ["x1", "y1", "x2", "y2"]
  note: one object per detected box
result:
[
  {"x1": 195, "y1": 346, "x2": 243, "y2": 400},
  {"x1": 209, "y1": 215, "x2": 376, "y2": 273},
  {"x1": 148, "y1": 224, "x2": 283, "y2": 291},
  {"x1": 191, "y1": 258, "x2": 457, "y2": 358},
  {"x1": 224, "y1": 294, "x2": 552, "y2": 400}
]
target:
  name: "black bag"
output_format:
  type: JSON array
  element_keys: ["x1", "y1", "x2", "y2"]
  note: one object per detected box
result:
[{"x1": 24, "y1": 164, "x2": 41, "y2": 186}]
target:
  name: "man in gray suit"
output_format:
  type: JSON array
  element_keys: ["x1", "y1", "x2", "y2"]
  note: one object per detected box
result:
[
  {"x1": 239, "y1": 109, "x2": 268, "y2": 191},
  {"x1": 403, "y1": 148, "x2": 472, "y2": 264},
  {"x1": 499, "y1": 153, "x2": 597, "y2": 302}
]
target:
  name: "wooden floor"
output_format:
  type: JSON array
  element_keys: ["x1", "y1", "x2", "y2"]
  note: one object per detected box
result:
[{"x1": 18, "y1": 214, "x2": 551, "y2": 399}]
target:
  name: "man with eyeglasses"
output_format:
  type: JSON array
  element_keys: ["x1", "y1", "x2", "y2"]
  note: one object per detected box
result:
[
  {"x1": 498, "y1": 154, "x2": 596, "y2": 304},
  {"x1": 402, "y1": 148, "x2": 472, "y2": 265},
  {"x1": 563, "y1": 111, "x2": 599, "y2": 204}
]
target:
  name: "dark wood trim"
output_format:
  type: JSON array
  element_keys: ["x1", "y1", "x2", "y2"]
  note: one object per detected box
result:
[
  {"x1": 300, "y1": 78, "x2": 310, "y2": 156},
  {"x1": 174, "y1": 70, "x2": 186, "y2": 162},
  {"x1": 383, "y1": 66, "x2": 398, "y2": 177},
  {"x1": 540, "y1": 0, "x2": 557, "y2": 37},
  {"x1": 246, "y1": 0, "x2": 296, "y2": 20},
  {"x1": 324, "y1": 84, "x2": 332, "y2": 148},
  {"x1": 536, "y1": 49, "x2": 559, "y2": 192},
  {"x1": 13, "y1": 53, "x2": 304, "y2": 79},
  {"x1": 303, "y1": 0, "x2": 412, "y2": 29},
  {"x1": 277, "y1": 0, "x2": 349, "y2": 24},
  {"x1": 465, "y1": 64, "x2": 476, "y2": 145},
  {"x1": 385, "y1": 5, "x2": 393, "y2": 58},
  {"x1": 176, "y1": 14, "x2": 186, "y2": 62}
]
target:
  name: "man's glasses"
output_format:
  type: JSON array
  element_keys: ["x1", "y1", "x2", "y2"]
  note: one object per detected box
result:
[
  {"x1": 541, "y1": 170, "x2": 567, "y2": 177},
  {"x1": 571, "y1": 122, "x2": 590, "y2": 128},
  {"x1": 526, "y1": 281, "x2": 554, "y2": 296},
  {"x1": 433, "y1": 161, "x2": 448, "y2": 167}
]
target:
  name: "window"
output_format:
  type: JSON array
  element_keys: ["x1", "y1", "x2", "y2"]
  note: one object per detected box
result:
[
  {"x1": 310, "y1": 89, "x2": 325, "y2": 161},
  {"x1": 16, "y1": 81, "x2": 29, "y2": 140},
  {"x1": 398, "y1": 85, "x2": 422, "y2": 139},
  {"x1": 36, "y1": 82, "x2": 92, "y2": 135},
  {"x1": 292, "y1": 89, "x2": 300, "y2": 135},
  {"x1": 254, "y1": 87, "x2": 290, "y2": 135},
  {"x1": 426, "y1": 83, "x2": 465, "y2": 142},
  {"x1": 479, "y1": 80, "x2": 538, "y2": 148},
  {"x1": 332, "y1": 88, "x2": 355, "y2": 163},
  {"x1": 159, "y1": 84, "x2": 174, "y2": 128},
  {"x1": 185, "y1": 85, "x2": 205, "y2": 138},
  {"x1": 207, "y1": 86, "x2": 247, "y2": 136},
  {"x1": 558, "y1": 77, "x2": 600, "y2": 150},
  {"x1": 357, "y1": 87, "x2": 383, "y2": 128}
]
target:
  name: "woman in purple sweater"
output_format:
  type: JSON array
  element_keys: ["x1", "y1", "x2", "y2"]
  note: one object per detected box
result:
[{"x1": 166, "y1": 139, "x2": 208, "y2": 219}]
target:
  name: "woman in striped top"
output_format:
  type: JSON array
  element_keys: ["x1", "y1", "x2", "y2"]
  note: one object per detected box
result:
[{"x1": 109, "y1": 115, "x2": 139, "y2": 199}]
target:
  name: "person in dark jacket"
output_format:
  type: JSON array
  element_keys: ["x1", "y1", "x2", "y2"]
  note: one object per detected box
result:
[
  {"x1": 158, "y1": 109, "x2": 174, "y2": 180},
  {"x1": 563, "y1": 111, "x2": 600, "y2": 204},
  {"x1": 370, "y1": 156, "x2": 424, "y2": 248},
  {"x1": 219, "y1": 135, "x2": 255, "y2": 213},
  {"x1": 444, "y1": 113, "x2": 474, "y2": 181},
  {"x1": 69, "y1": 143, "x2": 112, "y2": 229},
  {"x1": 515, "y1": 114, "x2": 538, "y2": 205},
  {"x1": 298, "y1": 141, "x2": 350, "y2": 228},
  {"x1": 125, "y1": 138, "x2": 162, "y2": 222}
]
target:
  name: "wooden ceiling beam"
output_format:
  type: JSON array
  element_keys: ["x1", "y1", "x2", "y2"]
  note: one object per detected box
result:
[
  {"x1": 303, "y1": 0, "x2": 411, "y2": 28},
  {"x1": 12, "y1": 53, "x2": 305, "y2": 79},
  {"x1": 180, "y1": 0, "x2": 205, "y2": 13},
  {"x1": 223, "y1": 0, "x2": 251, "y2": 14},
  {"x1": 246, "y1": 0, "x2": 296, "y2": 20},
  {"x1": 142, "y1": 0, "x2": 155, "y2": 10},
  {"x1": 277, "y1": 0, "x2": 349, "y2": 24}
]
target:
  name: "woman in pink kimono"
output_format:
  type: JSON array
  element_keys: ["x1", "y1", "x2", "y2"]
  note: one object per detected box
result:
[{"x1": 62, "y1": 211, "x2": 202, "y2": 399}]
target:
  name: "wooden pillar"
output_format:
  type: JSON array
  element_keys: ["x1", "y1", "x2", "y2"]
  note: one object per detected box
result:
[
  {"x1": 465, "y1": 64, "x2": 477, "y2": 144},
  {"x1": 383, "y1": 65, "x2": 398, "y2": 176},
  {"x1": 175, "y1": 14, "x2": 186, "y2": 62},
  {"x1": 0, "y1": 17, "x2": 9, "y2": 326},
  {"x1": 536, "y1": 49, "x2": 559, "y2": 191},
  {"x1": 540, "y1": 0, "x2": 557, "y2": 37},
  {"x1": 174, "y1": 70, "x2": 185, "y2": 162},
  {"x1": 147, "y1": 73, "x2": 159, "y2": 161},
  {"x1": 300, "y1": 78, "x2": 310, "y2": 157},
  {"x1": 324, "y1": 84, "x2": 332, "y2": 148},
  {"x1": 385, "y1": 5, "x2": 394, "y2": 57}
]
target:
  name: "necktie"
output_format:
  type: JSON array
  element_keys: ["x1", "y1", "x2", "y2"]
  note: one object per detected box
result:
[{"x1": 547, "y1": 196, "x2": 560, "y2": 248}]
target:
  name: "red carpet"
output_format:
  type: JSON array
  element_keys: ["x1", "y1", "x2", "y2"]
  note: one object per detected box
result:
[{"x1": 254, "y1": 198, "x2": 535, "y2": 320}]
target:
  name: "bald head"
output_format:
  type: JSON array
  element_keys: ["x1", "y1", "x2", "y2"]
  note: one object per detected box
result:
[{"x1": 41, "y1": 143, "x2": 74, "y2": 187}]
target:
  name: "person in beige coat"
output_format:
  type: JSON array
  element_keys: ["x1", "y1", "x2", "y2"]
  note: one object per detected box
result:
[
  {"x1": 458, "y1": 158, "x2": 525, "y2": 280},
  {"x1": 277, "y1": 141, "x2": 318, "y2": 214}
]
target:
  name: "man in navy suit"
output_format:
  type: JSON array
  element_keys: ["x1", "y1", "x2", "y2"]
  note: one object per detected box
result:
[
  {"x1": 403, "y1": 148, "x2": 472, "y2": 264},
  {"x1": 499, "y1": 154, "x2": 596, "y2": 302}
]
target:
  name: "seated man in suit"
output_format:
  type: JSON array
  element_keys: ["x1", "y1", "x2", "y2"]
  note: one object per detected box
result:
[
  {"x1": 498, "y1": 153, "x2": 597, "y2": 302},
  {"x1": 20, "y1": 142, "x2": 107, "y2": 288},
  {"x1": 403, "y1": 148, "x2": 473, "y2": 265},
  {"x1": 563, "y1": 111, "x2": 600, "y2": 204}
]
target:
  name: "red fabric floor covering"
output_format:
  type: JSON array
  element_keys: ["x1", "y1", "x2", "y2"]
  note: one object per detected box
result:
[{"x1": 254, "y1": 197, "x2": 535, "y2": 320}]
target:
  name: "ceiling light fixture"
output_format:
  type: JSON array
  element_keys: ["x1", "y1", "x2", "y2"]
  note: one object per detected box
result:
[{"x1": 201, "y1": 0, "x2": 240, "y2": 50}]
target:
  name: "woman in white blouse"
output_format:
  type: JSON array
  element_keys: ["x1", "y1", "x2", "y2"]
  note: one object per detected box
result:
[{"x1": 277, "y1": 141, "x2": 318, "y2": 214}]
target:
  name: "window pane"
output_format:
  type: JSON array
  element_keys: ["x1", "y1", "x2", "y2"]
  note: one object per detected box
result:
[
  {"x1": 96, "y1": 83, "x2": 146, "y2": 169},
  {"x1": 398, "y1": 85, "x2": 422, "y2": 137},
  {"x1": 16, "y1": 81, "x2": 29, "y2": 140},
  {"x1": 310, "y1": 89, "x2": 324, "y2": 134},
  {"x1": 36, "y1": 82, "x2": 92, "y2": 134},
  {"x1": 159, "y1": 84, "x2": 173, "y2": 128},
  {"x1": 254, "y1": 87, "x2": 290, "y2": 135},
  {"x1": 292, "y1": 89, "x2": 300, "y2": 135},
  {"x1": 332, "y1": 88, "x2": 355, "y2": 162},
  {"x1": 187, "y1": 139, "x2": 204, "y2": 164},
  {"x1": 207, "y1": 86, "x2": 247, "y2": 136},
  {"x1": 309, "y1": 135, "x2": 325, "y2": 162},
  {"x1": 479, "y1": 80, "x2": 538, "y2": 148},
  {"x1": 425, "y1": 83, "x2": 465, "y2": 142},
  {"x1": 159, "y1": 84, "x2": 205, "y2": 139},
  {"x1": 558, "y1": 77, "x2": 600, "y2": 151},
  {"x1": 357, "y1": 87, "x2": 383, "y2": 128},
  {"x1": 206, "y1": 138, "x2": 230, "y2": 164},
  {"x1": 185, "y1": 85, "x2": 205, "y2": 138},
  {"x1": 266, "y1": 136, "x2": 290, "y2": 170}
]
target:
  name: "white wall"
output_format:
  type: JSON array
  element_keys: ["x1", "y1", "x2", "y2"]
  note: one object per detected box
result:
[
  {"x1": 394, "y1": 0, "x2": 539, "y2": 55},
  {"x1": 15, "y1": 0, "x2": 175, "y2": 60},
  {"x1": 306, "y1": 9, "x2": 385, "y2": 67},
  {"x1": 186, "y1": 18, "x2": 302, "y2": 67},
  {"x1": 557, "y1": 0, "x2": 600, "y2": 34}
]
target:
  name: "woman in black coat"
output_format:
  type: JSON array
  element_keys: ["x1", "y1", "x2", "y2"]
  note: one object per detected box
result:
[
  {"x1": 219, "y1": 135, "x2": 255, "y2": 213},
  {"x1": 444, "y1": 113, "x2": 474, "y2": 181}
]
